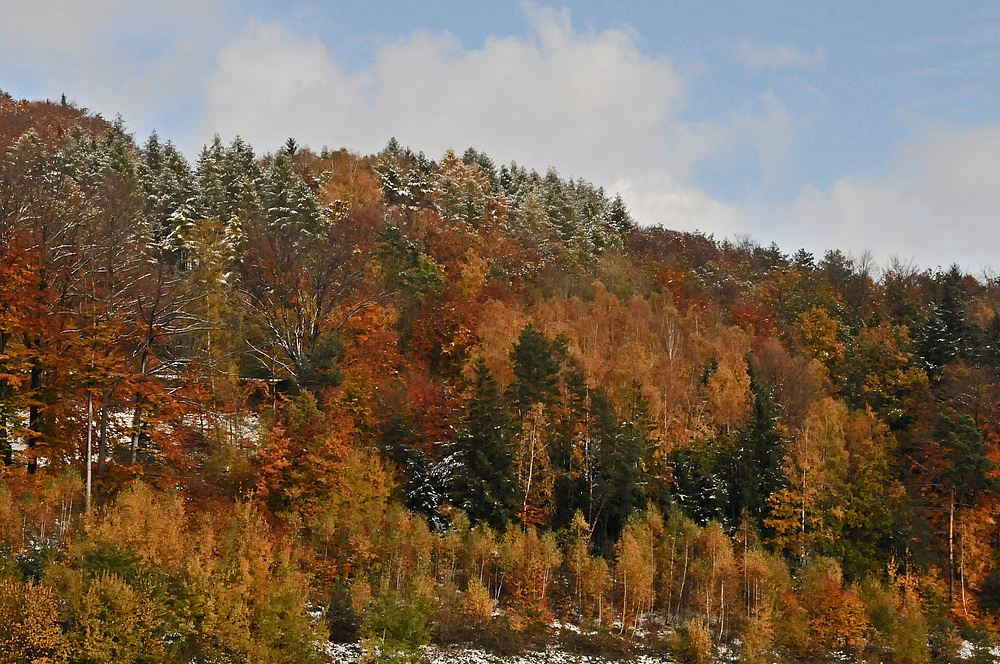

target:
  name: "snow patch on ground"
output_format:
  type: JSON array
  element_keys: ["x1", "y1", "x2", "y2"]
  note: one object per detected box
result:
[{"x1": 324, "y1": 642, "x2": 674, "y2": 663}]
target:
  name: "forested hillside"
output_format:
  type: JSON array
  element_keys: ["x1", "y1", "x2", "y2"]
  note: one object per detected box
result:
[{"x1": 3, "y1": 92, "x2": 1000, "y2": 663}]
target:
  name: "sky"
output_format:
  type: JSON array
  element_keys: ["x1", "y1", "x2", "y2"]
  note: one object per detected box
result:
[{"x1": 4, "y1": 1, "x2": 1000, "y2": 273}]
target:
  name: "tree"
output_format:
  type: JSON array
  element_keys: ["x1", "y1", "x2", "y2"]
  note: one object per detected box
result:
[
  {"x1": 841, "y1": 323, "x2": 927, "y2": 431},
  {"x1": 765, "y1": 398, "x2": 850, "y2": 561},
  {"x1": 935, "y1": 414, "x2": 1000, "y2": 604},
  {"x1": 916, "y1": 265, "x2": 972, "y2": 377},
  {"x1": 0, "y1": 580, "x2": 68, "y2": 662},
  {"x1": 498, "y1": 525, "x2": 561, "y2": 619},
  {"x1": 448, "y1": 358, "x2": 517, "y2": 530},
  {"x1": 796, "y1": 558, "x2": 869, "y2": 656},
  {"x1": 507, "y1": 324, "x2": 567, "y2": 525},
  {"x1": 794, "y1": 306, "x2": 844, "y2": 381},
  {"x1": 0, "y1": 245, "x2": 39, "y2": 466},
  {"x1": 833, "y1": 411, "x2": 903, "y2": 579},
  {"x1": 718, "y1": 362, "x2": 786, "y2": 531},
  {"x1": 592, "y1": 383, "x2": 652, "y2": 548},
  {"x1": 507, "y1": 323, "x2": 564, "y2": 418},
  {"x1": 670, "y1": 444, "x2": 730, "y2": 529},
  {"x1": 550, "y1": 359, "x2": 590, "y2": 529},
  {"x1": 238, "y1": 151, "x2": 373, "y2": 389},
  {"x1": 615, "y1": 512, "x2": 657, "y2": 633},
  {"x1": 563, "y1": 511, "x2": 610, "y2": 624}
]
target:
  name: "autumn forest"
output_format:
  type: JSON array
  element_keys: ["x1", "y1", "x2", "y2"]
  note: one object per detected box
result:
[{"x1": 3, "y1": 93, "x2": 1000, "y2": 663}]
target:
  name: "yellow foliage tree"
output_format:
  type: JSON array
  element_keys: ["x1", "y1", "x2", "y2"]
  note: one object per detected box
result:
[
  {"x1": 0, "y1": 580, "x2": 68, "y2": 664},
  {"x1": 766, "y1": 398, "x2": 850, "y2": 559}
]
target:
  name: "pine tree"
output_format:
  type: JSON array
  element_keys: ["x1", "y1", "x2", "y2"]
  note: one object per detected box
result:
[
  {"x1": 916, "y1": 265, "x2": 971, "y2": 376},
  {"x1": 669, "y1": 445, "x2": 730, "y2": 529},
  {"x1": 588, "y1": 383, "x2": 651, "y2": 548},
  {"x1": 551, "y1": 359, "x2": 590, "y2": 528},
  {"x1": 448, "y1": 359, "x2": 517, "y2": 530},
  {"x1": 936, "y1": 414, "x2": 1000, "y2": 603},
  {"x1": 981, "y1": 312, "x2": 1000, "y2": 366},
  {"x1": 719, "y1": 362, "x2": 786, "y2": 530},
  {"x1": 138, "y1": 131, "x2": 194, "y2": 244},
  {"x1": 604, "y1": 193, "x2": 635, "y2": 236},
  {"x1": 507, "y1": 323, "x2": 564, "y2": 419}
]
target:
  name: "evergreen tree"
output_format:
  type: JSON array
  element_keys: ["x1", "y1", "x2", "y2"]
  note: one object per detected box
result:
[
  {"x1": 718, "y1": 361, "x2": 786, "y2": 530},
  {"x1": 603, "y1": 193, "x2": 634, "y2": 236},
  {"x1": 590, "y1": 383, "x2": 651, "y2": 549},
  {"x1": 916, "y1": 265, "x2": 971, "y2": 376},
  {"x1": 194, "y1": 136, "x2": 228, "y2": 219},
  {"x1": 669, "y1": 444, "x2": 729, "y2": 527},
  {"x1": 194, "y1": 135, "x2": 262, "y2": 223},
  {"x1": 461, "y1": 147, "x2": 499, "y2": 191},
  {"x1": 980, "y1": 312, "x2": 1000, "y2": 366},
  {"x1": 938, "y1": 414, "x2": 998, "y2": 507},
  {"x1": 793, "y1": 248, "x2": 816, "y2": 268},
  {"x1": 551, "y1": 359, "x2": 589, "y2": 528},
  {"x1": 935, "y1": 414, "x2": 1000, "y2": 602},
  {"x1": 261, "y1": 150, "x2": 320, "y2": 232},
  {"x1": 507, "y1": 323, "x2": 565, "y2": 419},
  {"x1": 448, "y1": 359, "x2": 517, "y2": 530},
  {"x1": 138, "y1": 131, "x2": 194, "y2": 243}
]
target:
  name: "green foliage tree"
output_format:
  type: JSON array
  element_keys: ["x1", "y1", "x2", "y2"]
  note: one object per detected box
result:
[
  {"x1": 936, "y1": 414, "x2": 1000, "y2": 603},
  {"x1": 592, "y1": 383, "x2": 653, "y2": 548},
  {"x1": 916, "y1": 266, "x2": 973, "y2": 377},
  {"x1": 718, "y1": 363, "x2": 785, "y2": 531},
  {"x1": 449, "y1": 358, "x2": 517, "y2": 530},
  {"x1": 507, "y1": 323, "x2": 565, "y2": 419}
]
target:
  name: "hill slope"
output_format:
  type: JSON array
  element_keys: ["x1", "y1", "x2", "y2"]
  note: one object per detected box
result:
[{"x1": 0, "y1": 93, "x2": 998, "y2": 662}]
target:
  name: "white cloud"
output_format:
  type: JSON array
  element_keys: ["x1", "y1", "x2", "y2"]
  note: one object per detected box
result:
[
  {"x1": 612, "y1": 171, "x2": 746, "y2": 236},
  {"x1": 0, "y1": 0, "x2": 221, "y2": 147},
  {"x1": 0, "y1": 0, "x2": 215, "y2": 61},
  {"x1": 204, "y1": 7, "x2": 684, "y2": 180},
  {"x1": 729, "y1": 89, "x2": 796, "y2": 186},
  {"x1": 202, "y1": 6, "x2": 773, "y2": 233},
  {"x1": 205, "y1": 21, "x2": 368, "y2": 146},
  {"x1": 0, "y1": 0, "x2": 122, "y2": 56},
  {"x1": 739, "y1": 40, "x2": 826, "y2": 68},
  {"x1": 784, "y1": 125, "x2": 1000, "y2": 271}
]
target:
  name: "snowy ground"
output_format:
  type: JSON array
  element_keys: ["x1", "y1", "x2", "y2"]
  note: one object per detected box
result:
[{"x1": 325, "y1": 643, "x2": 674, "y2": 664}]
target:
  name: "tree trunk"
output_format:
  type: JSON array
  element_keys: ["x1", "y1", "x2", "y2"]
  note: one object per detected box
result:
[
  {"x1": 949, "y1": 488, "x2": 955, "y2": 605},
  {"x1": 676, "y1": 543, "x2": 689, "y2": 619},
  {"x1": 86, "y1": 391, "x2": 93, "y2": 513},
  {"x1": 130, "y1": 344, "x2": 151, "y2": 466},
  {"x1": 27, "y1": 359, "x2": 41, "y2": 474},
  {"x1": 129, "y1": 398, "x2": 142, "y2": 465},
  {"x1": 719, "y1": 578, "x2": 726, "y2": 640},
  {"x1": 666, "y1": 534, "x2": 676, "y2": 622},
  {"x1": 620, "y1": 568, "x2": 628, "y2": 635},
  {"x1": 961, "y1": 520, "x2": 968, "y2": 616},
  {"x1": 800, "y1": 433, "x2": 808, "y2": 564},
  {"x1": 97, "y1": 387, "x2": 111, "y2": 474},
  {"x1": 0, "y1": 331, "x2": 9, "y2": 466}
]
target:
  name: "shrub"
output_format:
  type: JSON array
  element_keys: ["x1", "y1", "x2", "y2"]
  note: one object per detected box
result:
[
  {"x1": 892, "y1": 593, "x2": 929, "y2": 664},
  {"x1": 672, "y1": 618, "x2": 713, "y2": 664},
  {"x1": 559, "y1": 628, "x2": 633, "y2": 658},
  {"x1": 361, "y1": 576, "x2": 435, "y2": 661},
  {"x1": 463, "y1": 576, "x2": 495, "y2": 624},
  {"x1": 326, "y1": 579, "x2": 360, "y2": 642},
  {"x1": 0, "y1": 579, "x2": 67, "y2": 663},
  {"x1": 858, "y1": 577, "x2": 898, "y2": 645},
  {"x1": 739, "y1": 607, "x2": 775, "y2": 664}
]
